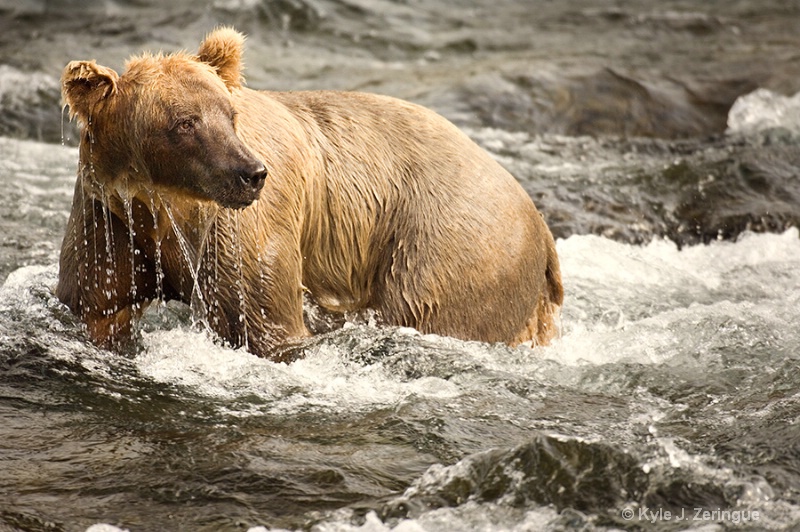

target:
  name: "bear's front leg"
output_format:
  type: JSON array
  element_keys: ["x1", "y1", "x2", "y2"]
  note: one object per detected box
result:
[
  {"x1": 56, "y1": 193, "x2": 158, "y2": 351},
  {"x1": 84, "y1": 306, "x2": 137, "y2": 350},
  {"x1": 197, "y1": 219, "x2": 310, "y2": 361}
]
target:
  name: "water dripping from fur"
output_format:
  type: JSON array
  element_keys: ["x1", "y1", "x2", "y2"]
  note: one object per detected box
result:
[
  {"x1": 230, "y1": 209, "x2": 250, "y2": 351},
  {"x1": 120, "y1": 179, "x2": 138, "y2": 302},
  {"x1": 97, "y1": 188, "x2": 119, "y2": 316},
  {"x1": 146, "y1": 191, "x2": 166, "y2": 302},
  {"x1": 162, "y1": 202, "x2": 209, "y2": 327},
  {"x1": 60, "y1": 104, "x2": 69, "y2": 147}
]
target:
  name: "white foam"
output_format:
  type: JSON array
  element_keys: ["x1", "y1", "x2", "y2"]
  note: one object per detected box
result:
[
  {"x1": 559, "y1": 227, "x2": 800, "y2": 294},
  {"x1": 727, "y1": 88, "x2": 800, "y2": 134},
  {"x1": 0, "y1": 263, "x2": 56, "y2": 306},
  {"x1": 85, "y1": 525, "x2": 129, "y2": 532},
  {"x1": 135, "y1": 326, "x2": 461, "y2": 414},
  {"x1": 547, "y1": 228, "x2": 800, "y2": 367},
  {"x1": 308, "y1": 504, "x2": 560, "y2": 532}
]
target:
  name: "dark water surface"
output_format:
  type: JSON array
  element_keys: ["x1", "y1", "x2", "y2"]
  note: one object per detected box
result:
[{"x1": 1, "y1": 1, "x2": 800, "y2": 531}]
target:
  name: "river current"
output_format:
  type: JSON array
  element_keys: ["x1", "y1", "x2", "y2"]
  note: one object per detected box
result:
[{"x1": 2, "y1": 1, "x2": 800, "y2": 531}]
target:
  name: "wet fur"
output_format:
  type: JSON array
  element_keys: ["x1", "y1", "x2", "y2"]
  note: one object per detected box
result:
[{"x1": 57, "y1": 27, "x2": 563, "y2": 360}]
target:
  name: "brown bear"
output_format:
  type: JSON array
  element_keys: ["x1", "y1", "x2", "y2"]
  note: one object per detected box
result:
[{"x1": 56, "y1": 27, "x2": 563, "y2": 361}]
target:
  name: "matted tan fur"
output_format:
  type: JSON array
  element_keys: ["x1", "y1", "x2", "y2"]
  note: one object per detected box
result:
[{"x1": 56, "y1": 27, "x2": 563, "y2": 360}]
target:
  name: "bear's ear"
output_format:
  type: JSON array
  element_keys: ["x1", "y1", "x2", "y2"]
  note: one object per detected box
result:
[
  {"x1": 197, "y1": 27, "x2": 245, "y2": 90},
  {"x1": 62, "y1": 60, "x2": 119, "y2": 124}
]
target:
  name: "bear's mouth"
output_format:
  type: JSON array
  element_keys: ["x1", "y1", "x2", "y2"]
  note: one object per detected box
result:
[
  {"x1": 216, "y1": 186, "x2": 263, "y2": 210},
  {"x1": 221, "y1": 195, "x2": 259, "y2": 210}
]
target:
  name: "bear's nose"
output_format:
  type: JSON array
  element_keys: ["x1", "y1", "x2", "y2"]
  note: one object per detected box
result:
[{"x1": 240, "y1": 164, "x2": 267, "y2": 190}]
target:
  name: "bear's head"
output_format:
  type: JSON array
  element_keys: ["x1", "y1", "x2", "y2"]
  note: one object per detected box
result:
[{"x1": 62, "y1": 27, "x2": 267, "y2": 209}]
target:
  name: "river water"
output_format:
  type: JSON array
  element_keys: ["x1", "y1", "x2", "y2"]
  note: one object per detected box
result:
[{"x1": 2, "y1": 1, "x2": 800, "y2": 531}]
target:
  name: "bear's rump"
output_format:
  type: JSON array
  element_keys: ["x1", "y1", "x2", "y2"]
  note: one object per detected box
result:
[{"x1": 367, "y1": 199, "x2": 547, "y2": 344}]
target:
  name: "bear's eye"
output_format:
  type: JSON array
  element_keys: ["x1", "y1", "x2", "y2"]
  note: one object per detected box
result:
[{"x1": 175, "y1": 118, "x2": 196, "y2": 134}]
